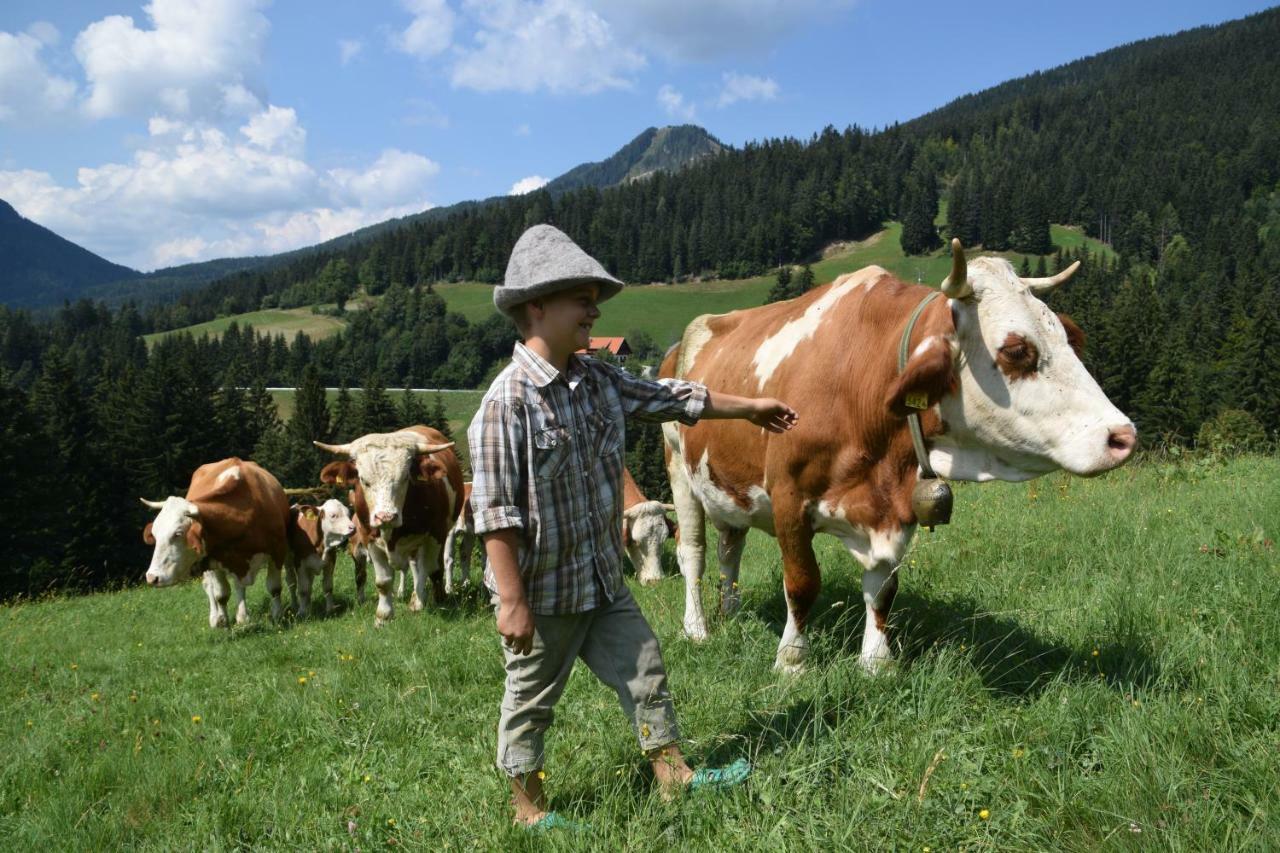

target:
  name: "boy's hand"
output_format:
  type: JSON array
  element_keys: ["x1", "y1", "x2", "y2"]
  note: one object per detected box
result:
[
  {"x1": 497, "y1": 597, "x2": 535, "y2": 655},
  {"x1": 747, "y1": 398, "x2": 799, "y2": 433}
]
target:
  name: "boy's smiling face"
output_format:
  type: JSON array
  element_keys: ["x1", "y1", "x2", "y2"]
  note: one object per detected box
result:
[{"x1": 525, "y1": 282, "x2": 601, "y2": 353}]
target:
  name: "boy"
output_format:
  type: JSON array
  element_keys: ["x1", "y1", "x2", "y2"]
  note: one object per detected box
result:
[{"x1": 468, "y1": 224, "x2": 798, "y2": 829}]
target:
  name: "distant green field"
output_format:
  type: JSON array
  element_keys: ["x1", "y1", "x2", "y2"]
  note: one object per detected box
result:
[
  {"x1": 148, "y1": 223, "x2": 1115, "y2": 351},
  {"x1": 142, "y1": 308, "x2": 346, "y2": 346}
]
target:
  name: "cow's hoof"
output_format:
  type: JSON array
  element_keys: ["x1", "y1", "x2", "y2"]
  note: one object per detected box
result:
[
  {"x1": 720, "y1": 594, "x2": 742, "y2": 617},
  {"x1": 637, "y1": 572, "x2": 663, "y2": 586},
  {"x1": 774, "y1": 639, "x2": 809, "y2": 674},
  {"x1": 682, "y1": 622, "x2": 710, "y2": 643},
  {"x1": 211, "y1": 616, "x2": 228, "y2": 629},
  {"x1": 408, "y1": 594, "x2": 425, "y2": 612},
  {"x1": 774, "y1": 660, "x2": 807, "y2": 677},
  {"x1": 858, "y1": 654, "x2": 895, "y2": 676}
]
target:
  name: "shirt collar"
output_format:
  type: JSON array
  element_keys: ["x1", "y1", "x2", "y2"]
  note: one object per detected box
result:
[{"x1": 513, "y1": 341, "x2": 586, "y2": 389}]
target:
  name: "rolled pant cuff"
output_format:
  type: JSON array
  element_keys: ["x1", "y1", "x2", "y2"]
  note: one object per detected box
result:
[
  {"x1": 496, "y1": 751, "x2": 544, "y2": 779},
  {"x1": 636, "y1": 711, "x2": 680, "y2": 753}
]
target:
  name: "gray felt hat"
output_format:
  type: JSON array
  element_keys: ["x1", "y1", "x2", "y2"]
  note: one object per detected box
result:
[{"x1": 495, "y1": 224, "x2": 624, "y2": 316}]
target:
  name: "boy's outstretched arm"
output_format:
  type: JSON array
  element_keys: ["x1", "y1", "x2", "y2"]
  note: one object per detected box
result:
[
  {"x1": 702, "y1": 391, "x2": 799, "y2": 433},
  {"x1": 485, "y1": 529, "x2": 535, "y2": 656}
]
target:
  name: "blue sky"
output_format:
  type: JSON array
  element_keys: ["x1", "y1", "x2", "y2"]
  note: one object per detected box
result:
[{"x1": 0, "y1": 0, "x2": 1273, "y2": 271}]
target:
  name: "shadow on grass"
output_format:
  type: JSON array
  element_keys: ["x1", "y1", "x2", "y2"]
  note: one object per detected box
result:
[{"x1": 741, "y1": 568, "x2": 1182, "y2": 701}]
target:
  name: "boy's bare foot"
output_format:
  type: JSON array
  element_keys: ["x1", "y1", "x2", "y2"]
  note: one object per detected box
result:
[
  {"x1": 510, "y1": 772, "x2": 548, "y2": 825},
  {"x1": 649, "y1": 743, "x2": 695, "y2": 800}
]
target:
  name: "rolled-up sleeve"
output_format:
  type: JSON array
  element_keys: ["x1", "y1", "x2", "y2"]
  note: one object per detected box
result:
[
  {"x1": 467, "y1": 400, "x2": 527, "y2": 534},
  {"x1": 606, "y1": 364, "x2": 708, "y2": 426}
]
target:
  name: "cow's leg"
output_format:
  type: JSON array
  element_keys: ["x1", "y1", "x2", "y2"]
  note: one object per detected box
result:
[
  {"x1": 265, "y1": 562, "x2": 285, "y2": 623},
  {"x1": 716, "y1": 526, "x2": 748, "y2": 616},
  {"x1": 352, "y1": 551, "x2": 368, "y2": 605},
  {"x1": 232, "y1": 573, "x2": 251, "y2": 625},
  {"x1": 322, "y1": 553, "x2": 336, "y2": 614},
  {"x1": 666, "y1": 445, "x2": 709, "y2": 641},
  {"x1": 203, "y1": 569, "x2": 230, "y2": 629},
  {"x1": 774, "y1": 501, "x2": 821, "y2": 674},
  {"x1": 443, "y1": 524, "x2": 459, "y2": 595},
  {"x1": 294, "y1": 557, "x2": 315, "y2": 619},
  {"x1": 859, "y1": 563, "x2": 899, "y2": 674},
  {"x1": 395, "y1": 565, "x2": 407, "y2": 599},
  {"x1": 370, "y1": 547, "x2": 396, "y2": 625}
]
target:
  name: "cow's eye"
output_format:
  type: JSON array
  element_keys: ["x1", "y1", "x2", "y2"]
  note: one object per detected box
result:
[{"x1": 997, "y1": 335, "x2": 1039, "y2": 377}]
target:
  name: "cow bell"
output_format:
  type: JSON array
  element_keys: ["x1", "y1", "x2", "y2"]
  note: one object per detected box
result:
[{"x1": 912, "y1": 477, "x2": 953, "y2": 531}]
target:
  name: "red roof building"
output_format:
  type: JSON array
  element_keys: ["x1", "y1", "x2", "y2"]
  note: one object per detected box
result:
[{"x1": 577, "y1": 336, "x2": 632, "y2": 361}]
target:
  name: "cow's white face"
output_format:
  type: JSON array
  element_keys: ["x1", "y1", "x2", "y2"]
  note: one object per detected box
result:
[
  {"x1": 144, "y1": 497, "x2": 203, "y2": 586},
  {"x1": 624, "y1": 503, "x2": 671, "y2": 581},
  {"x1": 348, "y1": 436, "x2": 420, "y2": 529},
  {"x1": 320, "y1": 499, "x2": 356, "y2": 552},
  {"x1": 932, "y1": 257, "x2": 1135, "y2": 481}
]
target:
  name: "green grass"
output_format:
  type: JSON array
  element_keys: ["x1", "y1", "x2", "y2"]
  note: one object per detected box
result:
[
  {"x1": 148, "y1": 222, "x2": 1116, "y2": 351},
  {"x1": 4, "y1": 455, "x2": 1279, "y2": 848},
  {"x1": 141, "y1": 308, "x2": 346, "y2": 347}
]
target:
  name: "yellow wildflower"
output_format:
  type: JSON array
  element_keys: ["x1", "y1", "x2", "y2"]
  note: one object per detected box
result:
[
  {"x1": 641, "y1": 724, "x2": 650, "y2": 738},
  {"x1": 308, "y1": 670, "x2": 316, "y2": 677},
  {"x1": 191, "y1": 715, "x2": 202, "y2": 724},
  {"x1": 363, "y1": 774, "x2": 372, "y2": 783},
  {"x1": 1091, "y1": 649, "x2": 1100, "y2": 657},
  {"x1": 1012, "y1": 747, "x2": 1025, "y2": 759},
  {"x1": 537, "y1": 770, "x2": 547, "y2": 780},
  {"x1": 70, "y1": 663, "x2": 78, "y2": 670},
  {"x1": 298, "y1": 677, "x2": 308, "y2": 685},
  {"x1": 979, "y1": 809, "x2": 990, "y2": 820},
  {"x1": 90, "y1": 692, "x2": 101, "y2": 701},
  {"x1": 387, "y1": 818, "x2": 396, "y2": 827}
]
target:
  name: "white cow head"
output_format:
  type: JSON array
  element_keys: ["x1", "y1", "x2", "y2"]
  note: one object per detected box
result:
[
  {"x1": 623, "y1": 501, "x2": 677, "y2": 585},
  {"x1": 315, "y1": 431, "x2": 454, "y2": 529},
  {"x1": 890, "y1": 241, "x2": 1136, "y2": 481},
  {"x1": 141, "y1": 496, "x2": 205, "y2": 586},
  {"x1": 319, "y1": 498, "x2": 356, "y2": 554}
]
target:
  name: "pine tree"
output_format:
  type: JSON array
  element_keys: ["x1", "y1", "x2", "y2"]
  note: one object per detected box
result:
[
  {"x1": 766, "y1": 265, "x2": 794, "y2": 304},
  {"x1": 332, "y1": 382, "x2": 356, "y2": 441},
  {"x1": 359, "y1": 373, "x2": 398, "y2": 434}
]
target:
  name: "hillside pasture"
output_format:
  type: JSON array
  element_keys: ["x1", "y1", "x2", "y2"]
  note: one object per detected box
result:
[
  {"x1": 3, "y1": 455, "x2": 1277, "y2": 848},
  {"x1": 145, "y1": 222, "x2": 1115, "y2": 351}
]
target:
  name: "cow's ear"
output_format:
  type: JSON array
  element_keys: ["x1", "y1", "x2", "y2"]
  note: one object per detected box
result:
[
  {"x1": 185, "y1": 521, "x2": 205, "y2": 555},
  {"x1": 885, "y1": 336, "x2": 956, "y2": 417},
  {"x1": 622, "y1": 518, "x2": 633, "y2": 547},
  {"x1": 1057, "y1": 313, "x2": 1086, "y2": 357},
  {"x1": 413, "y1": 454, "x2": 447, "y2": 483},
  {"x1": 297, "y1": 504, "x2": 319, "y2": 520},
  {"x1": 664, "y1": 517, "x2": 677, "y2": 539},
  {"x1": 320, "y1": 461, "x2": 358, "y2": 486},
  {"x1": 143, "y1": 522, "x2": 155, "y2": 546}
]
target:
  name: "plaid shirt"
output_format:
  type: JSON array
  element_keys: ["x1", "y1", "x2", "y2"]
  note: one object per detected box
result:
[{"x1": 468, "y1": 342, "x2": 707, "y2": 614}]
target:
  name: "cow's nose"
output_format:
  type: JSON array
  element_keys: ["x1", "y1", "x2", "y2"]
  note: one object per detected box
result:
[
  {"x1": 146, "y1": 574, "x2": 159, "y2": 586},
  {"x1": 1106, "y1": 424, "x2": 1137, "y2": 462},
  {"x1": 374, "y1": 510, "x2": 398, "y2": 526}
]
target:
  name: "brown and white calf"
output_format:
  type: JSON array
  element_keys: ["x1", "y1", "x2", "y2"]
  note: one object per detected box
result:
[
  {"x1": 316, "y1": 426, "x2": 463, "y2": 625},
  {"x1": 622, "y1": 467, "x2": 677, "y2": 585},
  {"x1": 661, "y1": 242, "x2": 1136, "y2": 673},
  {"x1": 286, "y1": 499, "x2": 357, "y2": 615},
  {"x1": 142, "y1": 458, "x2": 293, "y2": 628}
]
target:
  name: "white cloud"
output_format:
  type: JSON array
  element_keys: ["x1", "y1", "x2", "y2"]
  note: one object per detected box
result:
[
  {"x1": 449, "y1": 0, "x2": 645, "y2": 94},
  {"x1": 73, "y1": 0, "x2": 270, "y2": 120},
  {"x1": 657, "y1": 84, "x2": 695, "y2": 121},
  {"x1": 394, "y1": 0, "x2": 456, "y2": 58},
  {"x1": 0, "y1": 107, "x2": 439, "y2": 270},
  {"x1": 0, "y1": 30, "x2": 78, "y2": 123},
  {"x1": 716, "y1": 72, "x2": 779, "y2": 108},
  {"x1": 595, "y1": 0, "x2": 855, "y2": 61},
  {"x1": 240, "y1": 105, "x2": 306, "y2": 156},
  {"x1": 338, "y1": 38, "x2": 364, "y2": 65},
  {"x1": 509, "y1": 175, "x2": 549, "y2": 195},
  {"x1": 25, "y1": 21, "x2": 61, "y2": 47}
]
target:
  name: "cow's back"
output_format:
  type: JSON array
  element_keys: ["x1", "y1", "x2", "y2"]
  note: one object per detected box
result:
[{"x1": 185, "y1": 458, "x2": 290, "y2": 575}]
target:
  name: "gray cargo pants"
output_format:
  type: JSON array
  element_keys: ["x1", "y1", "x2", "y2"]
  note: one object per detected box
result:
[{"x1": 496, "y1": 584, "x2": 680, "y2": 777}]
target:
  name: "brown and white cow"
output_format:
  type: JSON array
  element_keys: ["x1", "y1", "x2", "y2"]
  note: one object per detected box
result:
[
  {"x1": 287, "y1": 499, "x2": 357, "y2": 616},
  {"x1": 142, "y1": 458, "x2": 293, "y2": 628},
  {"x1": 622, "y1": 467, "x2": 677, "y2": 585},
  {"x1": 661, "y1": 242, "x2": 1136, "y2": 673},
  {"x1": 316, "y1": 426, "x2": 463, "y2": 625}
]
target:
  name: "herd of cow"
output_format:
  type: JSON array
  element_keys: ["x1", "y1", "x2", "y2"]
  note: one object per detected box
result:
[{"x1": 140, "y1": 246, "x2": 1137, "y2": 672}]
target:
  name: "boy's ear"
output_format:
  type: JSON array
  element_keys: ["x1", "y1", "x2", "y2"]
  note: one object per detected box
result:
[{"x1": 885, "y1": 337, "x2": 956, "y2": 417}]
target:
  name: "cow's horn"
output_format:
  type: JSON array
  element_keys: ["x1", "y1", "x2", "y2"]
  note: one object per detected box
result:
[
  {"x1": 1020, "y1": 260, "x2": 1082, "y2": 295},
  {"x1": 623, "y1": 504, "x2": 645, "y2": 519},
  {"x1": 413, "y1": 439, "x2": 455, "y2": 455},
  {"x1": 314, "y1": 440, "x2": 353, "y2": 456},
  {"x1": 661, "y1": 503, "x2": 676, "y2": 512},
  {"x1": 940, "y1": 238, "x2": 972, "y2": 299},
  {"x1": 139, "y1": 498, "x2": 166, "y2": 510}
]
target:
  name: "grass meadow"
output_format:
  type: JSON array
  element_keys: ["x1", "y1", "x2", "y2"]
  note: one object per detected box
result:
[{"x1": 2, "y1": 454, "x2": 1277, "y2": 849}]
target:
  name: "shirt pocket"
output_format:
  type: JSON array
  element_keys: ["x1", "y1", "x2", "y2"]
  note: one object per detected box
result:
[
  {"x1": 532, "y1": 426, "x2": 572, "y2": 481},
  {"x1": 592, "y1": 409, "x2": 623, "y2": 458}
]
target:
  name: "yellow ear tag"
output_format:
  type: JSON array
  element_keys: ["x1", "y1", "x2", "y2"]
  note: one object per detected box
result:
[
  {"x1": 905, "y1": 392, "x2": 930, "y2": 410},
  {"x1": 336, "y1": 477, "x2": 344, "y2": 485}
]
